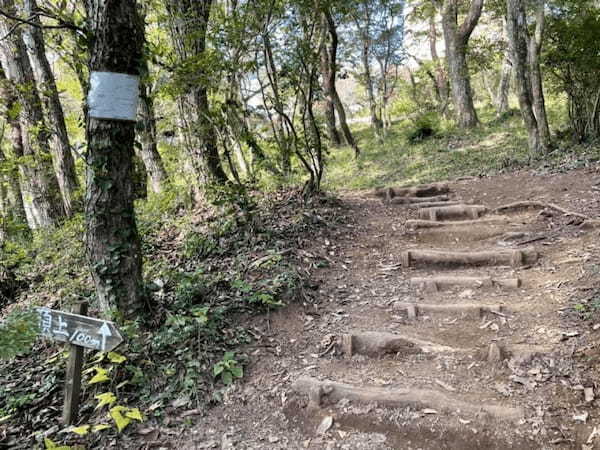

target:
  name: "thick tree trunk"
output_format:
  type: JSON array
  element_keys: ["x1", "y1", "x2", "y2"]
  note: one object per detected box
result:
[
  {"x1": 166, "y1": 0, "x2": 228, "y2": 190},
  {"x1": 84, "y1": 0, "x2": 146, "y2": 319},
  {"x1": 23, "y1": 0, "x2": 79, "y2": 217},
  {"x1": 0, "y1": 145, "x2": 27, "y2": 229},
  {"x1": 322, "y1": 8, "x2": 361, "y2": 157},
  {"x1": 506, "y1": 0, "x2": 544, "y2": 155},
  {"x1": 527, "y1": 0, "x2": 551, "y2": 148},
  {"x1": 137, "y1": 81, "x2": 168, "y2": 194},
  {"x1": 441, "y1": 0, "x2": 483, "y2": 128},
  {"x1": 0, "y1": 12, "x2": 64, "y2": 229},
  {"x1": 496, "y1": 60, "x2": 511, "y2": 116}
]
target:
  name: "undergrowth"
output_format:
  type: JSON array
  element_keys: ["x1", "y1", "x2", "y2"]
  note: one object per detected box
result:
[{"x1": 0, "y1": 186, "x2": 341, "y2": 449}]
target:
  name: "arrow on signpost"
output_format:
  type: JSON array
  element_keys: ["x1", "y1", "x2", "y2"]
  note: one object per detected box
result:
[{"x1": 99, "y1": 322, "x2": 112, "y2": 352}]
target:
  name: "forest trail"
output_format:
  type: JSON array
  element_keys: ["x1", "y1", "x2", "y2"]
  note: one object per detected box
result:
[{"x1": 186, "y1": 168, "x2": 600, "y2": 449}]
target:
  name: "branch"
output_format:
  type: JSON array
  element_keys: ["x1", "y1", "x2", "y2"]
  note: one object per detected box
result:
[
  {"x1": 458, "y1": 0, "x2": 484, "y2": 41},
  {"x1": 0, "y1": 8, "x2": 84, "y2": 35}
]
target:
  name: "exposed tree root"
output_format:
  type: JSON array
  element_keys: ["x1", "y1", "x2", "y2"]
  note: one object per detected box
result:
[
  {"x1": 292, "y1": 376, "x2": 524, "y2": 421},
  {"x1": 340, "y1": 331, "x2": 457, "y2": 357},
  {"x1": 395, "y1": 303, "x2": 505, "y2": 319},
  {"x1": 374, "y1": 183, "x2": 450, "y2": 200},
  {"x1": 418, "y1": 205, "x2": 488, "y2": 221},
  {"x1": 492, "y1": 201, "x2": 589, "y2": 220},
  {"x1": 401, "y1": 248, "x2": 538, "y2": 268},
  {"x1": 410, "y1": 276, "x2": 521, "y2": 292},
  {"x1": 406, "y1": 218, "x2": 510, "y2": 229}
]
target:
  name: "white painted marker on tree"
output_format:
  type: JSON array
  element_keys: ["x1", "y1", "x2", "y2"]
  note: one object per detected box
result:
[{"x1": 87, "y1": 71, "x2": 140, "y2": 122}]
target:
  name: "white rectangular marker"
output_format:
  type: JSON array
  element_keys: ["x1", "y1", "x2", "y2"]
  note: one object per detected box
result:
[{"x1": 88, "y1": 71, "x2": 140, "y2": 122}]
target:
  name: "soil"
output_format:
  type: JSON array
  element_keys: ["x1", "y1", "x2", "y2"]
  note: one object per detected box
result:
[{"x1": 179, "y1": 168, "x2": 600, "y2": 450}]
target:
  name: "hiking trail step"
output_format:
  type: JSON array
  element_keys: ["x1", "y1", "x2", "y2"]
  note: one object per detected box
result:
[
  {"x1": 401, "y1": 248, "x2": 538, "y2": 268},
  {"x1": 410, "y1": 276, "x2": 521, "y2": 291}
]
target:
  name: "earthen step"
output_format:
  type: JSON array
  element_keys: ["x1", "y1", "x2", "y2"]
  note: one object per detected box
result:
[
  {"x1": 418, "y1": 205, "x2": 487, "y2": 221},
  {"x1": 375, "y1": 182, "x2": 450, "y2": 200},
  {"x1": 401, "y1": 248, "x2": 538, "y2": 268},
  {"x1": 406, "y1": 217, "x2": 511, "y2": 229},
  {"x1": 292, "y1": 376, "x2": 524, "y2": 421},
  {"x1": 395, "y1": 303, "x2": 505, "y2": 319},
  {"x1": 340, "y1": 331, "x2": 458, "y2": 357},
  {"x1": 389, "y1": 194, "x2": 451, "y2": 205},
  {"x1": 407, "y1": 201, "x2": 462, "y2": 209},
  {"x1": 410, "y1": 276, "x2": 521, "y2": 292}
]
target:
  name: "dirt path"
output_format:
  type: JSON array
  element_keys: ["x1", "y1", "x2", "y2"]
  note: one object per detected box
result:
[{"x1": 183, "y1": 168, "x2": 600, "y2": 450}]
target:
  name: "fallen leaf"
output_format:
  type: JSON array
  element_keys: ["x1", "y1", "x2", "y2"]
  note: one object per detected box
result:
[{"x1": 316, "y1": 416, "x2": 333, "y2": 435}]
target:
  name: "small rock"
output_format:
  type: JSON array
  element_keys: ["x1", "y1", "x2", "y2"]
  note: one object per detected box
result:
[
  {"x1": 573, "y1": 412, "x2": 589, "y2": 423},
  {"x1": 584, "y1": 387, "x2": 595, "y2": 403},
  {"x1": 317, "y1": 416, "x2": 334, "y2": 435}
]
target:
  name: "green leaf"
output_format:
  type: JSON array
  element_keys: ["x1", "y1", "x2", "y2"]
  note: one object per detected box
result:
[
  {"x1": 213, "y1": 364, "x2": 224, "y2": 376},
  {"x1": 125, "y1": 408, "x2": 143, "y2": 422},
  {"x1": 109, "y1": 406, "x2": 131, "y2": 432},
  {"x1": 70, "y1": 425, "x2": 90, "y2": 436},
  {"x1": 92, "y1": 424, "x2": 111, "y2": 432},
  {"x1": 222, "y1": 371, "x2": 233, "y2": 385},
  {"x1": 94, "y1": 392, "x2": 117, "y2": 409},
  {"x1": 44, "y1": 438, "x2": 71, "y2": 450},
  {"x1": 88, "y1": 367, "x2": 110, "y2": 384},
  {"x1": 230, "y1": 366, "x2": 243, "y2": 379},
  {"x1": 107, "y1": 352, "x2": 126, "y2": 364}
]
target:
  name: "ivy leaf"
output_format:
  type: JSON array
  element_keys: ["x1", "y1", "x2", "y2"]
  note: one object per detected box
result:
[
  {"x1": 44, "y1": 438, "x2": 71, "y2": 450},
  {"x1": 70, "y1": 425, "x2": 90, "y2": 436},
  {"x1": 0, "y1": 414, "x2": 11, "y2": 424},
  {"x1": 94, "y1": 392, "x2": 117, "y2": 409},
  {"x1": 109, "y1": 406, "x2": 131, "y2": 432},
  {"x1": 107, "y1": 352, "x2": 126, "y2": 364},
  {"x1": 92, "y1": 424, "x2": 111, "y2": 433},
  {"x1": 89, "y1": 367, "x2": 110, "y2": 384},
  {"x1": 125, "y1": 408, "x2": 143, "y2": 422}
]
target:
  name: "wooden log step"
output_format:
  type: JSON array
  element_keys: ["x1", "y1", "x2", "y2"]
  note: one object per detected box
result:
[
  {"x1": 389, "y1": 195, "x2": 451, "y2": 204},
  {"x1": 292, "y1": 376, "x2": 524, "y2": 421},
  {"x1": 341, "y1": 331, "x2": 457, "y2": 357},
  {"x1": 406, "y1": 201, "x2": 462, "y2": 209},
  {"x1": 418, "y1": 205, "x2": 487, "y2": 221},
  {"x1": 401, "y1": 248, "x2": 538, "y2": 268},
  {"x1": 410, "y1": 276, "x2": 521, "y2": 292},
  {"x1": 395, "y1": 303, "x2": 505, "y2": 319},
  {"x1": 406, "y1": 218, "x2": 510, "y2": 229},
  {"x1": 375, "y1": 182, "x2": 450, "y2": 200}
]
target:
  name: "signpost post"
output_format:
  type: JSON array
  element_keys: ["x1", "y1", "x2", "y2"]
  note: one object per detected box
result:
[{"x1": 36, "y1": 304, "x2": 123, "y2": 424}]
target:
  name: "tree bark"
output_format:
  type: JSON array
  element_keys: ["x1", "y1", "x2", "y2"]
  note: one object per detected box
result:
[
  {"x1": 506, "y1": 0, "x2": 544, "y2": 155},
  {"x1": 361, "y1": 37, "x2": 383, "y2": 133},
  {"x1": 322, "y1": 7, "x2": 361, "y2": 157},
  {"x1": 137, "y1": 81, "x2": 168, "y2": 194},
  {"x1": 429, "y1": 13, "x2": 450, "y2": 113},
  {"x1": 166, "y1": 0, "x2": 228, "y2": 190},
  {"x1": 441, "y1": 0, "x2": 483, "y2": 128},
  {"x1": 320, "y1": 44, "x2": 341, "y2": 147},
  {"x1": 527, "y1": 0, "x2": 550, "y2": 148},
  {"x1": 84, "y1": 0, "x2": 146, "y2": 319},
  {"x1": 0, "y1": 10, "x2": 64, "y2": 229},
  {"x1": 22, "y1": 0, "x2": 79, "y2": 217}
]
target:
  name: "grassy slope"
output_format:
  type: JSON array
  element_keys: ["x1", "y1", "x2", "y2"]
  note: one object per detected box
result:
[{"x1": 324, "y1": 106, "x2": 599, "y2": 191}]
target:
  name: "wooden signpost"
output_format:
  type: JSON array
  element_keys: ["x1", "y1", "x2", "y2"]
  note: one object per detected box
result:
[{"x1": 36, "y1": 303, "x2": 123, "y2": 424}]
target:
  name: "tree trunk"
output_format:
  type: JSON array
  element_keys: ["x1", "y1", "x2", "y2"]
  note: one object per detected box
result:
[
  {"x1": 137, "y1": 81, "x2": 168, "y2": 194},
  {"x1": 441, "y1": 0, "x2": 483, "y2": 128},
  {"x1": 496, "y1": 58, "x2": 511, "y2": 116},
  {"x1": 527, "y1": 0, "x2": 551, "y2": 148},
  {"x1": 166, "y1": 0, "x2": 228, "y2": 190},
  {"x1": 84, "y1": 0, "x2": 146, "y2": 319},
  {"x1": 429, "y1": 14, "x2": 450, "y2": 113},
  {"x1": 322, "y1": 8, "x2": 361, "y2": 157},
  {"x1": 320, "y1": 44, "x2": 341, "y2": 147},
  {"x1": 23, "y1": 0, "x2": 79, "y2": 217},
  {"x1": 506, "y1": 0, "x2": 543, "y2": 155},
  {"x1": 0, "y1": 145, "x2": 27, "y2": 230},
  {"x1": 362, "y1": 38, "x2": 383, "y2": 133},
  {"x1": 0, "y1": 11, "x2": 64, "y2": 229}
]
